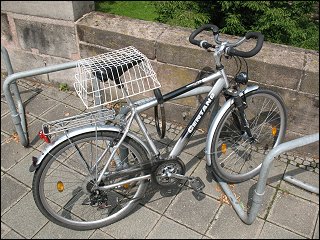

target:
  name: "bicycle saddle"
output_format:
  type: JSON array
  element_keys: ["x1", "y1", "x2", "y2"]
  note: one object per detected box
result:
[{"x1": 93, "y1": 54, "x2": 144, "y2": 87}]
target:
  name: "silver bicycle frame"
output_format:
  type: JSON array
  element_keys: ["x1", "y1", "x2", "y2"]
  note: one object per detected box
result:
[{"x1": 96, "y1": 69, "x2": 230, "y2": 189}]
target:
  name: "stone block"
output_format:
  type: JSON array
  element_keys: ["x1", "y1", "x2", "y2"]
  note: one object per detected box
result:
[
  {"x1": 3, "y1": 48, "x2": 77, "y2": 87},
  {"x1": 101, "y1": 206, "x2": 160, "y2": 238},
  {"x1": 267, "y1": 192, "x2": 318, "y2": 238},
  {"x1": 275, "y1": 87, "x2": 319, "y2": 135},
  {"x1": 165, "y1": 188, "x2": 220, "y2": 233},
  {"x1": 248, "y1": 59, "x2": 302, "y2": 89},
  {"x1": 14, "y1": 17, "x2": 78, "y2": 59},
  {"x1": 1, "y1": 13, "x2": 12, "y2": 43},
  {"x1": 156, "y1": 25, "x2": 215, "y2": 70},
  {"x1": 300, "y1": 51, "x2": 319, "y2": 95},
  {"x1": 1, "y1": 175, "x2": 29, "y2": 215},
  {"x1": 79, "y1": 42, "x2": 112, "y2": 58},
  {"x1": 252, "y1": 83, "x2": 319, "y2": 137},
  {"x1": 206, "y1": 204, "x2": 264, "y2": 239},
  {"x1": 259, "y1": 222, "x2": 304, "y2": 239},
  {"x1": 147, "y1": 216, "x2": 202, "y2": 239},
  {"x1": 1, "y1": 1, "x2": 94, "y2": 21},
  {"x1": 76, "y1": 12, "x2": 167, "y2": 59},
  {"x1": 153, "y1": 61, "x2": 201, "y2": 107},
  {"x1": 284, "y1": 131, "x2": 319, "y2": 157}
]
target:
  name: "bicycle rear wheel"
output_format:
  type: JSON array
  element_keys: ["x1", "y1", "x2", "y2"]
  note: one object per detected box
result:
[
  {"x1": 32, "y1": 130, "x2": 149, "y2": 230},
  {"x1": 210, "y1": 89, "x2": 287, "y2": 183}
]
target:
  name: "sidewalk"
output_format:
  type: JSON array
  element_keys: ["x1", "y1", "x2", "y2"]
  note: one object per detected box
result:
[{"x1": 1, "y1": 76, "x2": 319, "y2": 239}]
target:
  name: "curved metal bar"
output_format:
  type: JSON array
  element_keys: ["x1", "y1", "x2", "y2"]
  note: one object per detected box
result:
[
  {"x1": 216, "y1": 133, "x2": 319, "y2": 225},
  {"x1": 283, "y1": 175, "x2": 319, "y2": 194},
  {"x1": 2, "y1": 48, "x2": 78, "y2": 146},
  {"x1": 1, "y1": 45, "x2": 29, "y2": 146}
]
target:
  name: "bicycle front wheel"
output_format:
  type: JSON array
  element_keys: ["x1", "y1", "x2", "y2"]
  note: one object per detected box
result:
[
  {"x1": 210, "y1": 89, "x2": 287, "y2": 183},
  {"x1": 32, "y1": 130, "x2": 149, "y2": 230}
]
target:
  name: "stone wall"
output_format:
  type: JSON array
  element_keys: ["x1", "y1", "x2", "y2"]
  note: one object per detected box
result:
[
  {"x1": 1, "y1": 1, "x2": 94, "y2": 84},
  {"x1": 1, "y1": 4, "x2": 319, "y2": 155}
]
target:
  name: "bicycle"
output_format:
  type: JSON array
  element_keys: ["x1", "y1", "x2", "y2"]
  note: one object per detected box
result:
[{"x1": 30, "y1": 24, "x2": 287, "y2": 230}]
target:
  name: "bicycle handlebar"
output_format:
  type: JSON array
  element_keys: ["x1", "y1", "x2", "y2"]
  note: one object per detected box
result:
[
  {"x1": 227, "y1": 32, "x2": 264, "y2": 58},
  {"x1": 189, "y1": 24, "x2": 219, "y2": 49},
  {"x1": 189, "y1": 24, "x2": 264, "y2": 58}
]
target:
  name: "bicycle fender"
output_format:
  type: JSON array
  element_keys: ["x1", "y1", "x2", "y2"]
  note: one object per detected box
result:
[
  {"x1": 205, "y1": 85, "x2": 259, "y2": 166},
  {"x1": 30, "y1": 125, "x2": 152, "y2": 172}
]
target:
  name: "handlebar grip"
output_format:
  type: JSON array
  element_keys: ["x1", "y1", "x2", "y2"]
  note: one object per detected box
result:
[
  {"x1": 189, "y1": 24, "x2": 219, "y2": 48},
  {"x1": 227, "y1": 32, "x2": 264, "y2": 58}
]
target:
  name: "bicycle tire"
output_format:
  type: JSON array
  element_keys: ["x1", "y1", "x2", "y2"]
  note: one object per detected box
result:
[
  {"x1": 210, "y1": 89, "x2": 287, "y2": 183},
  {"x1": 32, "y1": 130, "x2": 149, "y2": 230}
]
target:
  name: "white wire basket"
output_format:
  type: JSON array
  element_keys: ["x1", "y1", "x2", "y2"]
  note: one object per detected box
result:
[{"x1": 74, "y1": 46, "x2": 161, "y2": 109}]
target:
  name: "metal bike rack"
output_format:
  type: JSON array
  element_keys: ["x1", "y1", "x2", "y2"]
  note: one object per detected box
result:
[
  {"x1": 216, "y1": 133, "x2": 319, "y2": 225},
  {"x1": 1, "y1": 45, "x2": 78, "y2": 147}
]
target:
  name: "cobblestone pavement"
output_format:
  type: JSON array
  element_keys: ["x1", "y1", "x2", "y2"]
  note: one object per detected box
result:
[{"x1": 1, "y1": 76, "x2": 319, "y2": 239}]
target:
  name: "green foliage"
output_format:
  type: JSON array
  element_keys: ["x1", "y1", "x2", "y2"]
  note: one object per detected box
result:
[
  {"x1": 153, "y1": 1, "x2": 319, "y2": 51},
  {"x1": 153, "y1": 1, "x2": 211, "y2": 28},
  {"x1": 95, "y1": 1, "x2": 158, "y2": 21},
  {"x1": 59, "y1": 83, "x2": 69, "y2": 92}
]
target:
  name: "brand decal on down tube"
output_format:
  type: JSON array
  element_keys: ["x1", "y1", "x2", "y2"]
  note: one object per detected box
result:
[{"x1": 187, "y1": 92, "x2": 215, "y2": 134}]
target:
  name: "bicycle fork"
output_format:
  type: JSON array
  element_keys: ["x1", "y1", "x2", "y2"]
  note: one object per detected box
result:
[
  {"x1": 233, "y1": 95, "x2": 255, "y2": 143},
  {"x1": 226, "y1": 89, "x2": 255, "y2": 143}
]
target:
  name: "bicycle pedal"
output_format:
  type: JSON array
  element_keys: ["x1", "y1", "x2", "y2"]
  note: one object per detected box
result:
[{"x1": 189, "y1": 177, "x2": 205, "y2": 192}]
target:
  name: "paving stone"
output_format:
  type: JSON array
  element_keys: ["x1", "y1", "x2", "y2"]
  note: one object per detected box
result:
[
  {"x1": 140, "y1": 181, "x2": 182, "y2": 214},
  {"x1": 303, "y1": 160, "x2": 311, "y2": 166},
  {"x1": 1, "y1": 102, "x2": 9, "y2": 117},
  {"x1": 191, "y1": 160, "x2": 221, "y2": 200},
  {"x1": 17, "y1": 84, "x2": 43, "y2": 104},
  {"x1": 22, "y1": 119, "x2": 46, "y2": 148},
  {"x1": 8, "y1": 149, "x2": 37, "y2": 188},
  {"x1": 267, "y1": 192, "x2": 318, "y2": 238},
  {"x1": 1, "y1": 175, "x2": 29, "y2": 215},
  {"x1": 24, "y1": 94, "x2": 57, "y2": 116},
  {"x1": 33, "y1": 221, "x2": 94, "y2": 239},
  {"x1": 2, "y1": 229, "x2": 25, "y2": 239},
  {"x1": 178, "y1": 150, "x2": 202, "y2": 176},
  {"x1": 1, "y1": 114, "x2": 16, "y2": 134},
  {"x1": 288, "y1": 155, "x2": 295, "y2": 161},
  {"x1": 179, "y1": 130, "x2": 207, "y2": 158},
  {"x1": 1, "y1": 131, "x2": 10, "y2": 143},
  {"x1": 40, "y1": 86, "x2": 72, "y2": 102},
  {"x1": 147, "y1": 216, "x2": 202, "y2": 239},
  {"x1": 280, "y1": 164, "x2": 319, "y2": 203},
  {"x1": 61, "y1": 93, "x2": 88, "y2": 112},
  {"x1": 1, "y1": 112, "x2": 35, "y2": 135},
  {"x1": 313, "y1": 216, "x2": 319, "y2": 239},
  {"x1": 206, "y1": 204, "x2": 264, "y2": 239},
  {"x1": 294, "y1": 157, "x2": 304, "y2": 165},
  {"x1": 223, "y1": 178, "x2": 277, "y2": 219},
  {"x1": 101, "y1": 206, "x2": 160, "y2": 239},
  {"x1": 39, "y1": 103, "x2": 82, "y2": 122},
  {"x1": 1, "y1": 192, "x2": 52, "y2": 238},
  {"x1": 1, "y1": 138, "x2": 34, "y2": 171},
  {"x1": 253, "y1": 159, "x2": 287, "y2": 188},
  {"x1": 165, "y1": 187, "x2": 220, "y2": 234},
  {"x1": 259, "y1": 221, "x2": 305, "y2": 239},
  {"x1": 1, "y1": 222, "x2": 11, "y2": 238},
  {"x1": 89, "y1": 230, "x2": 114, "y2": 239}
]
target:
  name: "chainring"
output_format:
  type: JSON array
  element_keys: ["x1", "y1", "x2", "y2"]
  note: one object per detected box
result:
[{"x1": 153, "y1": 158, "x2": 186, "y2": 186}]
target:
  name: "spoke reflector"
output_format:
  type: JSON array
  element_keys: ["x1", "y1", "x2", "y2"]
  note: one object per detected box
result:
[
  {"x1": 221, "y1": 143, "x2": 227, "y2": 154},
  {"x1": 272, "y1": 127, "x2": 277, "y2": 136},
  {"x1": 57, "y1": 181, "x2": 64, "y2": 192}
]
